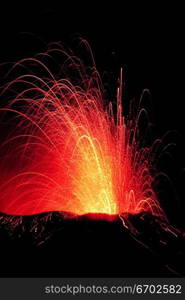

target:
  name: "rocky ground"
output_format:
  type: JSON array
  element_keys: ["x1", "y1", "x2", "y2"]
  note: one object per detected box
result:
[{"x1": 0, "y1": 211, "x2": 185, "y2": 277}]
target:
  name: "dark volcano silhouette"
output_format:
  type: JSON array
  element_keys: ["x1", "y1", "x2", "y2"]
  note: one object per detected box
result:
[{"x1": 0, "y1": 212, "x2": 185, "y2": 277}]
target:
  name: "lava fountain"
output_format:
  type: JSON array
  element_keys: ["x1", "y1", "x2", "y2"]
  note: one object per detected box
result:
[{"x1": 0, "y1": 41, "x2": 164, "y2": 218}]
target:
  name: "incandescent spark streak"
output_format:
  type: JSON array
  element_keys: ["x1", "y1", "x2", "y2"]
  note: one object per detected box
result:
[{"x1": 0, "y1": 42, "x2": 163, "y2": 219}]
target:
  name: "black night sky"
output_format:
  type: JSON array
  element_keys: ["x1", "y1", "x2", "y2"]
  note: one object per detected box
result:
[
  {"x1": 0, "y1": 2, "x2": 185, "y2": 278},
  {"x1": 1, "y1": 3, "x2": 184, "y2": 136}
]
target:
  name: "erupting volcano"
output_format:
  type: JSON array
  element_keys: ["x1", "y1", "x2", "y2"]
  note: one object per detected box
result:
[{"x1": 0, "y1": 42, "x2": 163, "y2": 219}]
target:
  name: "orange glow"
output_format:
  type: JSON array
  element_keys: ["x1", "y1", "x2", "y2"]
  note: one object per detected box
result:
[{"x1": 0, "y1": 43, "x2": 163, "y2": 218}]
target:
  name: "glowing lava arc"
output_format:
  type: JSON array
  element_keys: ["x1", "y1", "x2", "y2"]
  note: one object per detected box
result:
[{"x1": 0, "y1": 43, "x2": 163, "y2": 218}]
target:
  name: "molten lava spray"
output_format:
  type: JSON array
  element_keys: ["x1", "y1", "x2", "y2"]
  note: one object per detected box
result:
[{"x1": 0, "y1": 42, "x2": 163, "y2": 218}]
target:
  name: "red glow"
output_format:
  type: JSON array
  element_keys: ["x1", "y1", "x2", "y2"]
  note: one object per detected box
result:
[{"x1": 0, "y1": 43, "x2": 163, "y2": 218}]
